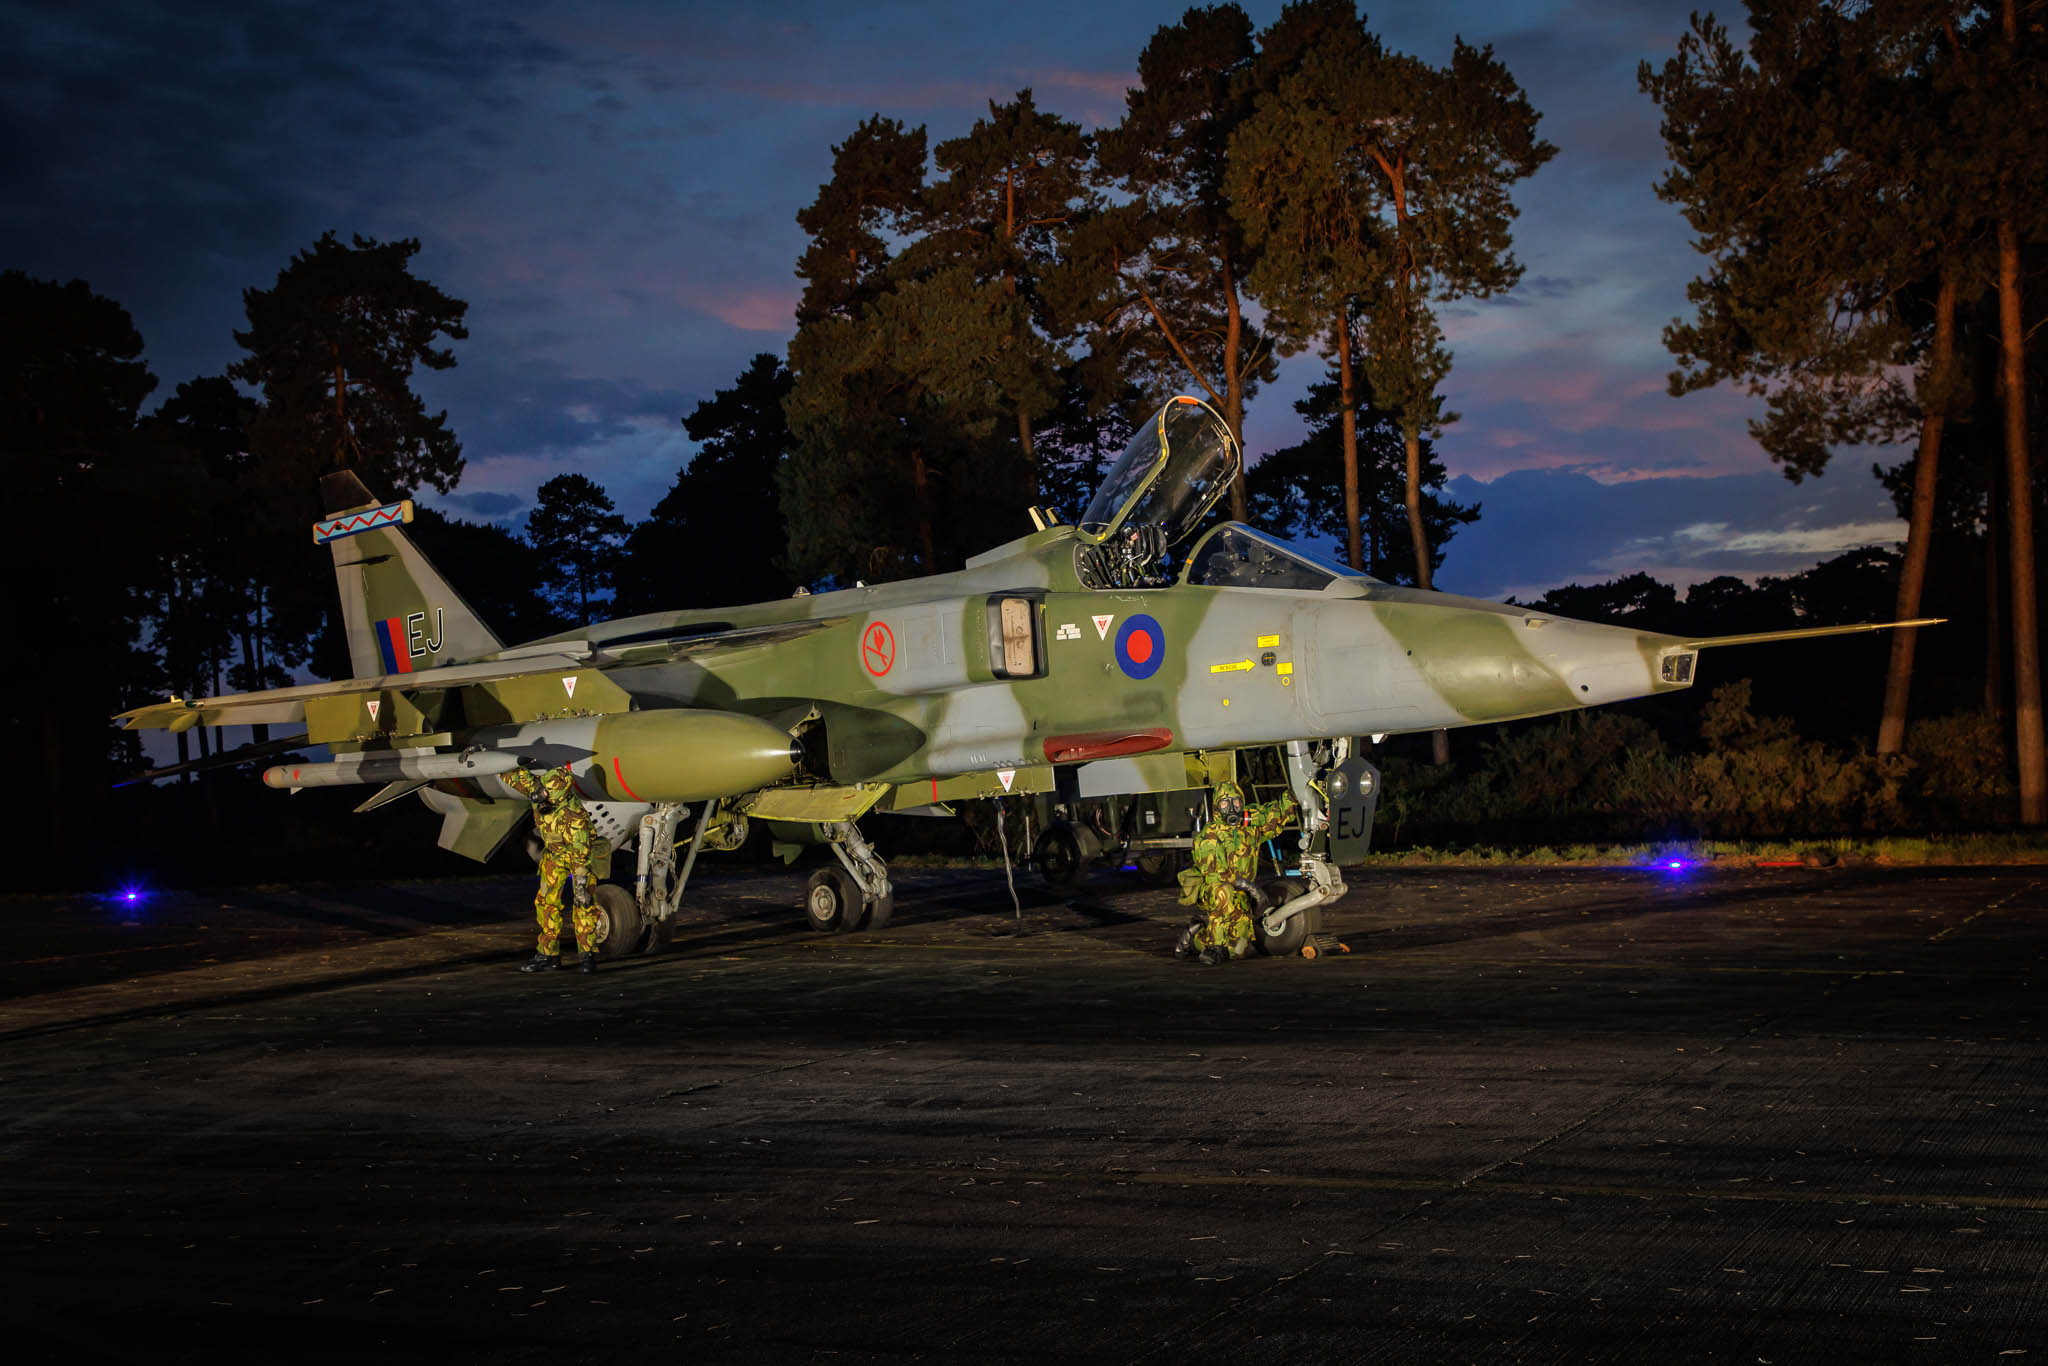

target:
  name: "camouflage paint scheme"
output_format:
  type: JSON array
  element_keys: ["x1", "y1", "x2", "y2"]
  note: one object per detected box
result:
[
  {"x1": 116, "y1": 396, "x2": 1928, "y2": 879},
  {"x1": 1178, "y1": 780, "x2": 1299, "y2": 954},
  {"x1": 505, "y1": 767, "x2": 598, "y2": 955}
]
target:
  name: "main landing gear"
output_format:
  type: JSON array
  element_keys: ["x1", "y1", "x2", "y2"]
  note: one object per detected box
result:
[
  {"x1": 803, "y1": 820, "x2": 893, "y2": 933},
  {"x1": 625, "y1": 804, "x2": 896, "y2": 945}
]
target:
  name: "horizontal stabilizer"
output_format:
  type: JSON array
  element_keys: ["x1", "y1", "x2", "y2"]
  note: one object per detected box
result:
[
  {"x1": 1679, "y1": 618, "x2": 1943, "y2": 651},
  {"x1": 418, "y1": 787, "x2": 529, "y2": 864}
]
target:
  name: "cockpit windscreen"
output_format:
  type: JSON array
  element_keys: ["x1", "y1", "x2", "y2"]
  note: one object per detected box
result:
[{"x1": 1185, "y1": 525, "x2": 1364, "y2": 590}]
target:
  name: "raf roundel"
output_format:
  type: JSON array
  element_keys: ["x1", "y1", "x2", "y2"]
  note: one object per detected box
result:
[{"x1": 1115, "y1": 613, "x2": 1165, "y2": 680}]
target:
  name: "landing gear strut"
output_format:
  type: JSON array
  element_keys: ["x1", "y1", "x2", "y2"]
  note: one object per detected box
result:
[
  {"x1": 1246, "y1": 738, "x2": 1378, "y2": 957},
  {"x1": 630, "y1": 799, "x2": 750, "y2": 952},
  {"x1": 805, "y1": 821, "x2": 892, "y2": 932}
]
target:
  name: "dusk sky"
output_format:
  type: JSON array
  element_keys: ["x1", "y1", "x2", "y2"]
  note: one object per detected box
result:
[{"x1": 3, "y1": 0, "x2": 1910, "y2": 601}]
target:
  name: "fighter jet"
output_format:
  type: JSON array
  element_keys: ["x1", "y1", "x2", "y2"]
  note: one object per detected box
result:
[{"x1": 118, "y1": 396, "x2": 1932, "y2": 956}]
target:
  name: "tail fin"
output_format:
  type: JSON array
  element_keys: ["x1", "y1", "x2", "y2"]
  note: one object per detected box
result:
[{"x1": 317, "y1": 471, "x2": 503, "y2": 676}]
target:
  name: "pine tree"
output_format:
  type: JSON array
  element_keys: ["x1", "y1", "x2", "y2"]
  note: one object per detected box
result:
[
  {"x1": 1245, "y1": 372, "x2": 1478, "y2": 584},
  {"x1": 1338, "y1": 32, "x2": 1550, "y2": 597},
  {"x1": 784, "y1": 268, "x2": 1051, "y2": 582},
  {"x1": 795, "y1": 117, "x2": 928, "y2": 326},
  {"x1": 911, "y1": 90, "x2": 1093, "y2": 467},
  {"x1": 1227, "y1": 1, "x2": 1386, "y2": 569},
  {"x1": 619, "y1": 353, "x2": 796, "y2": 613},
  {"x1": 527, "y1": 474, "x2": 628, "y2": 621},
  {"x1": 230, "y1": 231, "x2": 469, "y2": 498},
  {"x1": 1643, "y1": 0, "x2": 2043, "y2": 820},
  {"x1": 1059, "y1": 4, "x2": 1273, "y2": 519},
  {"x1": 2, "y1": 272, "x2": 158, "y2": 844}
]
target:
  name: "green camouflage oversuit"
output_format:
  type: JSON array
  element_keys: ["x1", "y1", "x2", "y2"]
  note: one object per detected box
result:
[
  {"x1": 1177, "y1": 780, "x2": 1298, "y2": 957},
  {"x1": 506, "y1": 767, "x2": 600, "y2": 957}
]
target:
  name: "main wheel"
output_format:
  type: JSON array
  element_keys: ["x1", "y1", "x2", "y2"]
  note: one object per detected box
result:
[
  {"x1": 1134, "y1": 850, "x2": 1186, "y2": 886},
  {"x1": 804, "y1": 866, "x2": 862, "y2": 933},
  {"x1": 591, "y1": 882, "x2": 644, "y2": 959},
  {"x1": 1032, "y1": 823, "x2": 1090, "y2": 891},
  {"x1": 1252, "y1": 877, "x2": 1319, "y2": 957}
]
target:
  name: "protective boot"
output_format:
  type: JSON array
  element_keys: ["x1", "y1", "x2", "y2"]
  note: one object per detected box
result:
[
  {"x1": 579, "y1": 951, "x2": 599, "y2": 974},
  {"x1": 1172, "y1": 918, "x2": 1203, "y2": 960},
  {"x1": 1229, "y1": 935, "x2": 1253, "y2": 960},
  {"x1": 1197, "y1": 944, "x2": 1230, "y2": 967},
  {"x1": 519, "y1": 953, "x2": 561, "y2": 973}
]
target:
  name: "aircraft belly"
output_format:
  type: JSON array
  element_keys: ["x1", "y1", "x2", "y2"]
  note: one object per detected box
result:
[{"x1": 1075, "y1": 752, "x2": 1194, "y2": 798}]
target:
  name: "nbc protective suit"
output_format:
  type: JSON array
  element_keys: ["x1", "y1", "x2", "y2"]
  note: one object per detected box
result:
[
  {"x1": 1175, "y1": 780, "x2": 1298, "y2": 964},
  {"x1": 505, "y1": 766, "x2": 601, "y2": 971}
]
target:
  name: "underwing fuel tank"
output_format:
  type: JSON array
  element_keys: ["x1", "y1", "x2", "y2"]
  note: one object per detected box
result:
[
  {"x1": 266, "y1": 708, "x2": 800, "y2": 804},
  {"x1": 574, "y1": 709, "x2": 801, "y2": 803}
]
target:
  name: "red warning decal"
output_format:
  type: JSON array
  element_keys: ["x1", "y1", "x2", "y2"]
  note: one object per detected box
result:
[{"x1": 862, "y1": 620, "x2": 896, "y2": 677}]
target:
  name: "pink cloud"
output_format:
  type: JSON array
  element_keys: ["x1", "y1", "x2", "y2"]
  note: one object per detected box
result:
[{"x1": 699, "y1": 287, "x2": 797, "y2": 333}]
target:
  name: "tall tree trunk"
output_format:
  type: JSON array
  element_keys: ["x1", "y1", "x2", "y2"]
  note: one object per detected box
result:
[
  {"x1": 1222, "y1": 253, "x2": 1248, "y2": 521},
  {"x1": 911, "y1": 448, "x2": 937, "y2": 572},
  {"x1": 1002, "y1": 238, "x2": 1037, "y2": 474},
  {"x1": 1403, "y1": 425, "x2": 1433, "y2": 590},
  {"x1": 332, "y1": 348, "x2": 348, "y2": 468},
  {"x1": 252, "y1": 583, "x2": 269, "y2": 746},
  {"x1": 1403, "y1": 413, "x2": 1450, "y2": 765},
  {"x1": 1997, "y1": 215, "x2": 2045, "y2": 823},
  {"x1": 1986, "y1": 463, "x2": 2006, "y2": 721},
  {"x1": 1878, "y1": 269, "x2": 1957, "y2": 754},
  {"x1": 1337, "y1": 314, "x2": 1362, "y2": 570},
  {"x1": 1404, "y1": 415, "x2": 1453, "y2": 764}
]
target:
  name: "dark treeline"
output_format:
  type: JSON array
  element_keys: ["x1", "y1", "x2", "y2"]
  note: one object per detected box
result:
[
  {"x1": 1381, "y1": 534, "x2": 2019, "y2": 847},
  {"x1": 9, "y1": 1, "x2": 2048, "y2": 891}
]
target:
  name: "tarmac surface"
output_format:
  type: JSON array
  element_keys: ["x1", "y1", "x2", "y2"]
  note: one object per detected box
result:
[{"x1": 2, "y1": 860, "x2": 2043, "y2": 1363}]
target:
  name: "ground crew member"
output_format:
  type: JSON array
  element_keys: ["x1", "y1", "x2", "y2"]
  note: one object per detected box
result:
[
  {"x1": 505, "y1": 764, "x2": 603, "y2": 973},
  {"x1": 1174, "y1": 779, "x2": 1298, "y2": 965}
]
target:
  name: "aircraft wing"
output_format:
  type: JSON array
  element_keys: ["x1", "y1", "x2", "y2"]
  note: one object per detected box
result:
[
  {"x1": 116, "y1": 645, "x2": 600, "y2": 732},
  {"x1": 114, "y1": 617, "x2": 852, "y2": 733}
]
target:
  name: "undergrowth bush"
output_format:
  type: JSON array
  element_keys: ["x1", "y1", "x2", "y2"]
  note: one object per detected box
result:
[{"x1": 1378, "y1": 682, "x2": 2013, "y2": 847}]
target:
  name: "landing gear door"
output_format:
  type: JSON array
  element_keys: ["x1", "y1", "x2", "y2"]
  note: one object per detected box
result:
[{"x1": 1324, "y1": 755, "x2": 1380, "y2": 865}]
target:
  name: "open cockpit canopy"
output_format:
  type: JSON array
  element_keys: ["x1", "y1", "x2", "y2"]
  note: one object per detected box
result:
[{"x1": 1079, "y1": 396, "x2": 1240, "y2": 548}]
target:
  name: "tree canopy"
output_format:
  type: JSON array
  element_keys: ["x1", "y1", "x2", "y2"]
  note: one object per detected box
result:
[{"x1": 229, "y1": 231, "x2": 469, "y2": 500}]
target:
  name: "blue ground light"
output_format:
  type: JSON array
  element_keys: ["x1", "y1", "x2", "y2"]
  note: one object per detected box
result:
[{"x1": 104, "y1": 883, "x2": 151, "y2": 918}]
